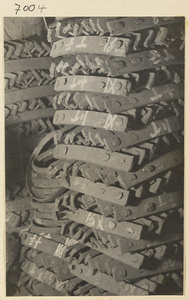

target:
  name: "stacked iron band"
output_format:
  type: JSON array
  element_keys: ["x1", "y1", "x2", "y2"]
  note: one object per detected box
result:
[{"x1": 6, "y1": 17, "x2": 184, "y2": 296}]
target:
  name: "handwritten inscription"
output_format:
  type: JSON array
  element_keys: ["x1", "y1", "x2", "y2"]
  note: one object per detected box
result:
[
  {"x1": 104, "y1": 114, "x2": 117, "y2": 130},
  {"x1": 15, "y1": 3, "x2": 47, "y2": 15},
  {"x1": 39, "y1": 232, "x2": 51, "y2": 239},
  {"x1": 151, "y1": 87, "x2": 176, "y2": 102},
  {"x1": 70, "y1": 77, "x2": 88, "y2": 90},
  {"x1": 55, "y1": 280, "x2": 69, "y2": 291},
  {"x1": 104, "y1": 78, "x2": 117, "y2": 94},
  {"x1": 75, "y1": 36, "x2": 87, "y2": 49},
  {"x1": 54, "y1": 243, "x2": 67, "y2": 258},
  {"x1": 103, "y1": 37, "x2": 118, "y2": 53},
  {"x1": 158, "y1": 194, "x2": 176, "y2": 208},
  {"x1": 150, "y1": 122, "x2": 162, "y2": 138},
  {"x1": 86, "y1": 212, "x2": 104, "y2": 230},
  {"x1": 71, "y1": 110, "x2": 89, "y2": 126},
  {"x1": 29, "y1": 234, "x2": 42, "y2": 249},
  {"x1": 148, "y1": 50, "x2": 162, "y2": 64},
  {"x1": 54, "y1": 238, "x2": 78, "y2": 258}
]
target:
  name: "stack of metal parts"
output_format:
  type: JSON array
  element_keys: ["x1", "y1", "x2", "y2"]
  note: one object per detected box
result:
[
  {"x1": 4, "y1": 32, "x2": 59, "y2": 295},
  {"x1": 4, "y1": 32, "x2": 62, "y2": 202},
  {"x1": 5, "y1": 17, "x2": 184, "y2": 296}
]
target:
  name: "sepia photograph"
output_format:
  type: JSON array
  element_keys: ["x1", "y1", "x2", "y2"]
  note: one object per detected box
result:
[{"x1": 4, "y1": 15, "x2": 185, "y2": 296}]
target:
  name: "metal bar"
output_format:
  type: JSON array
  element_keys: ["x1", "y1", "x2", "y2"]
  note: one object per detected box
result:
[
  {"x1": 104, "y1": 115, "x2": 183, "y2": 152},
  {"x1": 113, "y1": 190, "x2": 183, "y2": 221},
  {"x1": 92, "y1": 17, "x2": 183, "y2": 35},
  {"x1": 5, "y1": 85, "x2": 56, "y2": 105},
  {"x1": 6, "y1": 108, "x2": 55, "y2": 126},
  {"x1": 21, "y1": 259, "x2": 75, "y2": 294},
  {"x1": 5, "y1": 57, "x2": 52, "y2": 72},
  {"x1": 29, "y1": 223, "x2": 144, "y2": 269},
  {"x1": 20, "y1": 231, "x2": 78, "y2": 259},
  {"x1": 69, "y1": 261, "x2": 148, "y2": 295},
  {"x1": 106, "y1": 83, "x2": 184, "y2": 113},
  {"x1": 6, "y1": 197, "x2": 33, "y2": 213},
  {"x1": 53, "y1": 110, "x2": 128, "y2": 132},
  {"x1": 53, "y1": 144, "x2": 135, "y2": 172},
  {"x1": 51, "y1": 36, "x2": 131, "y2": 57},
  {"x1": 64, "y1": 209, "x2": 144, "y2": 240},
  {"x1": 54, "y1": 75, "x2": 130, "y2": 96},
  {"x1": 118, "y1": 148, "x2": 183, "y2": 190}
]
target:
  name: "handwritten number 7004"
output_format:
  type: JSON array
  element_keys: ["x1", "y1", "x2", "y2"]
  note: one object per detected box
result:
[{"x1": 15, "y1": 4, "x2": 47, "y2": 15}]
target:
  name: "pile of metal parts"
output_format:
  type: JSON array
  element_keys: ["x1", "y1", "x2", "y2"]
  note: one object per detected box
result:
[{"x1": 5, "y1": 17, "x2": 184, "y2": 296}]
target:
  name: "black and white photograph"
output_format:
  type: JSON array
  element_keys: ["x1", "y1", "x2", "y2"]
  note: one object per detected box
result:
[{"x1": 4, "y1": 14, "x2": 185, "y2": 297}]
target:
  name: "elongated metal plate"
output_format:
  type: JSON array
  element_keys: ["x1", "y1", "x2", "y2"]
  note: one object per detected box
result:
[
  {"x1": 51, "y1": 36, "x2": 131, "y2": 57},
  {"x1": 69, "y1": 261, "x2": 148, "y2": 295},
  {"x1": 86, "y1": 253, "x2": 138, "y2": 280},
  {"x1": 92, "y1": 244, "x2": 145, "y2": 270},
  {"x1": 54, "y1": 75, "x2": 130, "y2": 96},
  {"x1": 29, "y1": 223, "x2": 144, "y2": 269},
  {"x1": 104, "y1": 115, "x2": 183, "y2": 152},
  {"x1": 113, "y1": 190, "x2": 183, "y2": 221},
  {"x1": 31, "y1": 199, "x2": 57, "y2": 213},
  {"x1": 69, "y1": 176, "x2": 130, "y2": 206},
  {"x1": 70, "y1": 251, "x2": 182, "y2": 281},
  {"x1": 88, "y1": 240, "x2": 145, "y2": 269},
  {"x1": 56, "y1": 182, "x2": 182, "y2": 221},
  {"x1": 6, "y1": 197, "x2": 33, "y2": 213},
  {"x1": 108, "y1": 229, "x2": 183, "y2": 253},
  {"x1": 30, "y1": 224, "x2": 61, "y2": 235},
  {"x1": 20, "y1": 231, "x2": 78, "y2": 259},
  {"x1": 53, "y1": 51, "x2": 183, "y2": 77},
  {"x1": 118, "y1": 148, "x2": 183, "y2": 189},
  {"x1": 64, "y1": 209, "x2": 144, "y2": 240},
  {"x1": 6, "y1": 108, "x2": 55, "y2": 126},
  {"x1": 33, "y1": 217, "x2": 63, "y2": 227},
  {"x1": 32, "y1": 281, "x2": 66, "y2": 296},
  {"x1": 31, "y1": 177, "x2": 69, "y2": 189},
  {"x1": 22, "y1": 260, "x2": 57, "y2": 287},
  {"x1": 53, "y1": 110, "x2": 128, "y2": 132},
  {"x1": 5, "y1": 57, "x2": 52, "y2": 72},
  {"x1": 57, "y1": 17, "x2": 182, "y2": 37},
  {"x1": 21, "y1": 259, "x2": 73, "y2": 294},
  {"x1": 53, "y1": 81, "x2": 183, "y2": 112},
  {"x1": 106, "y1": 83, "x2": 184, "y2": 113},
  {"x1": 34, "y1": 210, "x2": 57, "y2": 220},
  {"x1": 31, "y1": 175, "x2": 130, "y2": 206},
  {"x1": 133, "y1": 278, "x2": 159, "y2": 293},
  {"x1": 74, "y1": 283, "x2": 96, "y2": 296},
  {"x1": 31, "y1": 186, "x2": 59, "y2": 197},
  {"x1": 92, "y1": 17, "x2": 183, "y2": 35},
  {"x1": 26, "y1": 131, "x2": 69, "y2": 202},
  {"x1": 5, "y1": 85, "x2": 56, "y2": 105},
  {"x1": 53, "y1": 144, "x2": 134, "y2": 172}
]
